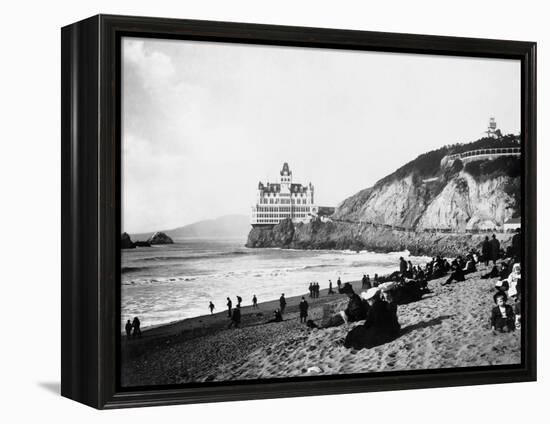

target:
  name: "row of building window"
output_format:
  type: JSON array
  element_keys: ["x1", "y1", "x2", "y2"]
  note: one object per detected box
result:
[
  {"x1": 259, "y1": 198, "x2": 311, "y2": 205},
  {"x1": 255, "y1": 213, "x2": 310, "y2": 219},
  {"x1": 255, "y1": 206, "x2": 312, "y2": 213},
  {"x1": 264, "y1": 192, "x2": 306, "y2": 197}
]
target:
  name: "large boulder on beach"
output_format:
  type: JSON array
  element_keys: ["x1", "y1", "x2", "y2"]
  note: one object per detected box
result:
[
  {"x1": 147, "y1": 231, "x2": 174, "y2": 245},
  {"x1": 121, "y1": 232, "x2": 135, "y2": 249}
]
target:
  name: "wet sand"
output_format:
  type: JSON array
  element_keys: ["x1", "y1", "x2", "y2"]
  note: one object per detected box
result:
[{"x1": 121, "y1": 267, "x2": 521, "y2": 387}]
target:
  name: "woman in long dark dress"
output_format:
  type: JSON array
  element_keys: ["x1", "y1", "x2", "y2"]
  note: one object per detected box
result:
[{"x1": 344, "y1": 288, "x2": 399, "y2": 350}]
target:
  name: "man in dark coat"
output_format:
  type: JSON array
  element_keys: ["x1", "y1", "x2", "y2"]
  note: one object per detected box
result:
[
  {"x1": 226, "y1": 297, "x2": 232, "y2": 317},
  {"x1": 299, "y1": 296, "x2": 309, "y2": 323},
  {"x1": 279, "y1": 293, "x2": 287, "y2": 314},
  {"x1": 481, "y1": 236, "x2": 491, "y2": 266},
  {"x1": 511, "y1": 229, "x2": 521, "y2": 261},
  {"x1": 490, "y1": 234, "x2": 501, "y2": 264},
  {"x1": 229, "y1": 304, "x2": 241, "y2": 328},
  {"x1": 132, "y1": 317, "x2": 141, "y2": 338},
  {"x1": 125, "y1": 320, "x2": 132, "y2": 339}
]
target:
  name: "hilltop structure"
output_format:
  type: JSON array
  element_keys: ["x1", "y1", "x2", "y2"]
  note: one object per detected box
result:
[{"x1": 251, "y1": 163, "x2": 318, "y2": 227}]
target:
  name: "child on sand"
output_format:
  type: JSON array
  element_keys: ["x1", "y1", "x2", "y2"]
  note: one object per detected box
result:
[
  {"x1": 506, "y1": 264, "x2": 521, "y2": 300},
  {"x1": 490, "y1": 292, "x2": 515, "y2": 333}
]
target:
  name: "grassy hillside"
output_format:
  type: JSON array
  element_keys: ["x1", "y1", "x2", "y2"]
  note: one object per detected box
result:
[{"x1": 376, "y1": 134, "x2": 520, "y2": 186}]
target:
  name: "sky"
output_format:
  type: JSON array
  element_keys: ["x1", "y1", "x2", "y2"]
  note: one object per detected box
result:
[{"x1": 122, "y1": 37, "x2": 520, "y2": 234}]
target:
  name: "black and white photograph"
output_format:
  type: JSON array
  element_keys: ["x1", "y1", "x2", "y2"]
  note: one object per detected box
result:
[{"x1": 119, "y1": 36, "x2": 524, "y2": 388}]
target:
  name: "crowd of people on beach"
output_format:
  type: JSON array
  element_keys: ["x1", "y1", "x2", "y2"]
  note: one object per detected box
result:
[
  {"x1": 126, "y1": 230, "x2": 522, "y2": 350},
  {"x1": 212, "y1": 229, "x2": 522, "y2": 348}
]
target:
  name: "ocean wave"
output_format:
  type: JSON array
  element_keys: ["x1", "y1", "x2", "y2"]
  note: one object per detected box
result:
[
  {"x1": 138, "y1": 250, "x2": 248, "y2": 262},
  {"x1": 121, "y1": 266, "x2": 150, "y2": 274}
]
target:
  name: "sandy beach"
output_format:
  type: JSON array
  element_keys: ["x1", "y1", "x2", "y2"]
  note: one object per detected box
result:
[{"x1": 121, "y1": 266, "x2": 521, "y2": 387}]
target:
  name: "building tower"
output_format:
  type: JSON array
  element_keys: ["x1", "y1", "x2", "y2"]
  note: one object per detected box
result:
[
  {"x1": 280, "y1": 162, "x2": 292, "y2": 194},
  {"x1": 486, "y1": 117, "x2": 498, "y2": 138}
]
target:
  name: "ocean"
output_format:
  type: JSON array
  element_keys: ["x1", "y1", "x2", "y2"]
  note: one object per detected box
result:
[{"x1": 121, "y1": 238, "x2": 430, "y2": 329}]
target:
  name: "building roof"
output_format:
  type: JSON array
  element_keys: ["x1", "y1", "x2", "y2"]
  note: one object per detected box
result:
[
  {"x1": 504, "y1": 217, "x2": 521, "y2": 224},
  {"x1": 280, "y1": 162, "x2": 291, "y2": 176},
  {"x1": 258, "y1": 182, "x2": 311, "y2": 194}
]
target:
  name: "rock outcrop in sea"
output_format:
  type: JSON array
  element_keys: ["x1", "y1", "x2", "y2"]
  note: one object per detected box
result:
[
  {"x1": 121, "y1": 232, "x2": 136, "y2": 249},
  {"x1": 246, "y1": 135, "x2": 520, "y2": 257},
  {"x1": 147, "y1": 231, "x2": 174, "y2": 245}
]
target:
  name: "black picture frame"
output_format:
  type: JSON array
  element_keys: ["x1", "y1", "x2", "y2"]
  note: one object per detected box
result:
[{"x1": 61, "y1": 14, "x2": 537, "y2": 409}]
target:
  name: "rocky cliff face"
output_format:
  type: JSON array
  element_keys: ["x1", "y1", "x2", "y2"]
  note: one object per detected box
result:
[
  {"x1": 246, "y1": 136, "x2": 520, "y2": 256},
  {"x1": 335, "y1": 170, "x2": 518, "y2": 232},
  {"x1": 246, "y1": 218, "x2": 514, "y2": 257}
]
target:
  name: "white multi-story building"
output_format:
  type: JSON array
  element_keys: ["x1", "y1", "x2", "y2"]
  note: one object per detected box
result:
[{"x1": 251, "y1": 163, "x2": 318, "y2": 227}]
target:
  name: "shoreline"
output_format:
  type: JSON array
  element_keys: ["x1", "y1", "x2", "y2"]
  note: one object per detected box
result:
[{"x1": 121, "y1": 265, "x2": 521, "y2": 387}]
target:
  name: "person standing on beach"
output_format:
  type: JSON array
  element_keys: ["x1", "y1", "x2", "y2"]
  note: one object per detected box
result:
[
  {"x1": 209, "y1": 301, "x2": 215, "y2": 314},
  {"x1": 309, "y1": 282, "x2": 313, "y2": 297},
  {"x1": 229, "y1": 304, "x2": 241, "y2": 328},
  {"x1": 236, "y1": 295, "x2": 242, "y2": 307},
  {"x1": 125, "y1": 320, "x2": 132, "y2": 339},
  {"x1": 280, "y1": 293, "x2": 287, "y2": 314},
  {"x1": 328, "y1": 280, "x2": 335, "y2": 295},
  {"x1": 511, "y1": 228, "x2": 521, "y2": 262},
  {"x1": 252, "y1": 294, "x2": 258, "y2": 308},
  {"x1": 481, "y1": 236, "x2": 491, "y2": 266},
  {"x1": 490, "y1": 234, "x2": 501, "y2": 265},
  {"x1": 132, "y1": 317, "x2": 141, "y2": 338},
  {"x1": 362, "y1": 274, "x2": 371, "y2": 289},
  {"x1": 299, "y1": 296, "x2": 309, "y2": 323},
  {"x1": 399, "y1": 257, "x2": 408, "y2": 276},
  {"x1": 337, "y1": 277, "x2": 342, "y2": 293},
  {"x1": 226, "y1": 297, "x2": 232, "y2": 317}
]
